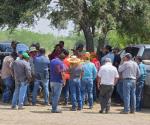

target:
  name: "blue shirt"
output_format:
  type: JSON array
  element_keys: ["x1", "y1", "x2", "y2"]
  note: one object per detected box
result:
[
  {"x1": 34, "y1": 55, "x2": 50, "y2": 80},
  {"x1": 139, "y1": 62, "x2": 146, "y2": 77},
  {"x1": 50, "y1": 58, "x2": 65, "y2": 83},
  {"x1": 82, "y1": 61, "x2": 97, "y2": 80},
  {"x1": 101, "y1": 52, "x2": 114, "y2": 65}
]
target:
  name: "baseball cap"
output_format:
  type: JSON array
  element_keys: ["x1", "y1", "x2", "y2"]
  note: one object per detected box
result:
[
  {"x1": 22, "y1": 52, "x2": 30, "y2": 59},
  {"x1": 123, "y1": 53, "x2": 132, "y2": 59}
]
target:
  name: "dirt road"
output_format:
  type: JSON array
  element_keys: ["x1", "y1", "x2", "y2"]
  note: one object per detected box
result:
[{"x1": 0, "y1": 102, "x2": 150, "y2": 125}]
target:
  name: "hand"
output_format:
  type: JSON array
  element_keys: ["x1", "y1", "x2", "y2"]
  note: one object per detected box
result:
[
  {"x1": 63, "y1": 82, "x2": 66, "y2": 87},
  {"x1": 97, "y1": 83, "x2": 100, "y2": 90}
]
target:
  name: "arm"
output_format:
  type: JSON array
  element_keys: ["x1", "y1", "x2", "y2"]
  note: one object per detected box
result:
[
  {"x1": 55, "y1": 65, "x2": 62, "y2": 73},
  {"x1": 97, "y1": 77, "x2": 101, "y2": 90},
  {"x1": 93, "y1": 65, "x2": 97, "y2": 80},
  {"x1": 118, "y1": 63, "x2": 127, "y2": 73},
  {"x1": 25, "y1": 63, "x2": 32, "y2": 82},
  {"x1": 97, "y1": 69, "x2": 102, "y2": 90},
  {"x1": 114, "y1": 78, "x2": 119, "y2": 85},
  {"x1": 10, "y1": 62, "x2": 14, "y2": 78},
  {"x1": 136, "y1": 65, "x2": 141, "y2": 79},
  {"x1": 114, "y1": 68, "x2": 119, "y2": 85},
  {"x1": 61, "y1": 71, "x2": 66, "y2": 86}
]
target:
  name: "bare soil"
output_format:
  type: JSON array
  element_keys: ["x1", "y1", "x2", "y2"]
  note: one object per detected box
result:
[{"x1": 0, "y1": 102, "x2": 150, "y2": 125}]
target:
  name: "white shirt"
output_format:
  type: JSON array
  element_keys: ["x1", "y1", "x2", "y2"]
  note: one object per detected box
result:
[{"x1": 98, "y1": 62, "x2": 119, "y2": 85}]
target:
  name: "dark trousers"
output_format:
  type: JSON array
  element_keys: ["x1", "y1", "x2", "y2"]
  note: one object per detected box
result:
[{"x1": 99, "y1": 84, "x2": 114, "y2": 111}]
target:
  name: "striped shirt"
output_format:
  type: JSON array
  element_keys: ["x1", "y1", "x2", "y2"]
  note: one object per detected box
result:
[{"x1": 118, "y1": 60, "x2": 140, "y2": 80}]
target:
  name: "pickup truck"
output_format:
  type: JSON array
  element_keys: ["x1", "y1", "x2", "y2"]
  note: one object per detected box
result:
[
  {"x1": 0, "y1": 41, "x2": 29, "y2": 93},
  {"x1": 0, "y1": 41, "x2": 29, "y2": 69},
  {"x1": 120, "y1": 44, "x2": 150, "y2": 108}
]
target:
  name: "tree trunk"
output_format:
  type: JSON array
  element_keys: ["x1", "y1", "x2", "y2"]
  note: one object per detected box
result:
[{"x1": 81, "y1": 24, "x2": 94, "y2": 52}]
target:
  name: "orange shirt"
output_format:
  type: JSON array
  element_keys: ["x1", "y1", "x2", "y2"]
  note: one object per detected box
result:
[{"x1": 63, "y1": 57, "x2": 70, "y2": 80}]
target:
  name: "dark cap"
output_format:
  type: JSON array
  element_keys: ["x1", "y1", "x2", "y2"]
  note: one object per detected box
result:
[{"x1": 105, "y1": 45, "x2": 112, "y2": 52}]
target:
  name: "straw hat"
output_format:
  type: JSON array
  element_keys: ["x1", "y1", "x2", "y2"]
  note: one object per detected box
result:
[
  {"x1": 67, "y1": 55, "x2": 81, "y2": 64},
  {"x1": 29, "y1": 47, "x2": 38, "y2": 52}
]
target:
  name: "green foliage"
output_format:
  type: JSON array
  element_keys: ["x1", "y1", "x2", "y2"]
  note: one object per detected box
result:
[
  {"x1": 0, "y1": 30, "x2": 84, "y2": 52},
  {"x1": 0, "y1": 0, "x2": 149, "y2": 50},
  {"x1": 0, "y1": 0, "x2": 51, "y2": 29}
]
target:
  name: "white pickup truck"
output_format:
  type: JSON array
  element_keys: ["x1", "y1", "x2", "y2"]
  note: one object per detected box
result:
[{"x1": 120, "y1": 44, "x2": 150, "y2": 108}]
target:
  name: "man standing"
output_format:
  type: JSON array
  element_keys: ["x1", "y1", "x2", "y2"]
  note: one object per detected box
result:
[
  {"x1": 1, "y1": 52, "x2": 16, "y2": 103},
  {"x1": 135, "y1": 56, "x2": 146, "y2": 111},
  {"x1": 81, "y1": 52, "x2": 97, "y2": 109},
  {"x1": 98, "y1": 58, "x2": 119, "y2": 113},
  {"x1": 68, "y1": 56, "x2": 83, "y2": 111},
  {"x1": 62, "y1": 50, "x2": 70, "y2": 105},
  {"x1": 6, "y1": 41, "x2": 17, "y2": 53},
  {"x1": 11, "y1": 52, "x2": 31, "y2": 109},
  {"x1": 50, "y1": 53, "x2": 66, "y2": 113},
  {"x1": 101, "y1": 45, "x2": 114, "y2": 65},
  {"x1": 32, "y1": 48, "x2": 50, "y2": 105},
  {"x1": 118, "y1": 53, "x2": 140, "y2": 114},
  {"x1": 24, "y1": 47, "x2": 38, "y2": 105}
]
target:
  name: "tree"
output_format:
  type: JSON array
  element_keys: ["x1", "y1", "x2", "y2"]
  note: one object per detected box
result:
[
  {"x1": 48, "y1": 0, "x2": 102, "y2": 52},
  {"x1": 95, "y1": 0, "x2": 150, "y2": 47},
  {"x1": 0, "y1": 0, "x2": 51, "y2": 29},
  {"x1": 0, "y1": 0, "x2": 149, "y2": 50},
  {"x1": 116, "y1": 0, "x2": 150, "y2": 44}
]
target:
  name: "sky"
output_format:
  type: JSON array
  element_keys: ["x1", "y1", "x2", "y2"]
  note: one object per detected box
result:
[
  {"x1": 21, "y1": 18, "x2": 74, "y2": 36},
  {"x1": 21, "y1": 0, "x2": 74, "y2": 36}
]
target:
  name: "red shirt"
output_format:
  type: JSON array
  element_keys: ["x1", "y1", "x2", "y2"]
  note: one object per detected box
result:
[{"x1": 91, "y1": 58, "x2": 100, "y2": 71}]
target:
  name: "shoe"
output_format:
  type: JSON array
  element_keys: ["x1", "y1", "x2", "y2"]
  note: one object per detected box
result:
[
  {"x1": 51, "y1": 110, "x2": 62, "y2": 113},
  {"x1": 130, "y1": 111, "x2": 135, "y2": 114},
  {"x1": 99, "y1": 110, "x2": 104, "y2": 113},
  {"x1": 77, "y1": 107, "x2": 82, "y2": 111},
  {"x1": 105, "y1": 110, "x2": 110, "y2": 114},
  {"x1": 44, "y1": 103, "x2": 50, "y2": 106},
  {"x1": 11, "y1": 106, "x2": 18, "y2": 110},
  {"x1": 120, "y1": 111, "x2": 129, "y2": 114},
  {"x1": 71, "y1": 108, "x2": 77, "y2": 111},
  {"x1": 18, "y1": 106, "x2": 24, "y2": 110},
  {"x1": 64, "y1": 101, "x2": 68, "y2": 106},
  {"x1": 89, "y1": 106, "x2": 93, "y2": 109},
  {"x1": 32, "y1": 103, "x2": 36, "y2": 106}
]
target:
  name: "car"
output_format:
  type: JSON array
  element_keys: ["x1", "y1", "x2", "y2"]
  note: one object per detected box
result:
[
  {"x1": 0, "y1": 41, "x2": 29, "y2": 69},
  {"x1": 120, "y1": 44, "x2": 150, "y2": 108}
]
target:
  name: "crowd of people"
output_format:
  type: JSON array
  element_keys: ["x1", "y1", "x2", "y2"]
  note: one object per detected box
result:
[{"x1": 0, "y1": 41, "x2": 146, "y2": 114}]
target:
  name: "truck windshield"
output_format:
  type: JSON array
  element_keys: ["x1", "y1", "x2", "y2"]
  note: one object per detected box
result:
[
  {"x1": 125, "y1": 47, "x2": 139, "y2": 57},
  {"x1": 142, "y1": 49, "x2": 150, "y2": 60}
]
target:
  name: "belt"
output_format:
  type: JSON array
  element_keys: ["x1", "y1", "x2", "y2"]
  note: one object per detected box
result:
[{"x1": 124, "y1": 78, "x2": 136, "y2": 80}]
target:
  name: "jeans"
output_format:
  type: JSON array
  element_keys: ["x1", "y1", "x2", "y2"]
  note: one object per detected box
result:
[
  {"x1": 123, "y1": 79, "x2": 136, "y2": 112},
  {"x1": 99, "y1": 84, "x2": 114, "y2": 111},
  {"x1": 136, "y1": 76, "x2": 145, "y2": 111},
  {"x1": 62, "y1": 80, "x2": 70, "y2": 103},
  {"x1": 24, "y1": 84, "x2": 33, "y2": 105},
  {"x1": 2, "y1": 76, "x2": 14, "y2": 103},
  {"x1": 50, "y1": 82, "x2": 63, "y2": 111},
  {"x1": 81, "y1": 78, "x2": 93, "y2": 107},
  {"x1": 12, "y1": 82, "x2": 27, "y2": 108},
  {"x1": 70, "y1": 78, "x2": 82, "y2": 109},
  {"x1": 32, "y1": 79, "x2": 49, "y2": 105},
  {"x1": 93, "y1": 79, "x2": 97, "y2": 101},
  {"x1": 116, "y1": 80, "x2": 123, "y2": 101}
]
